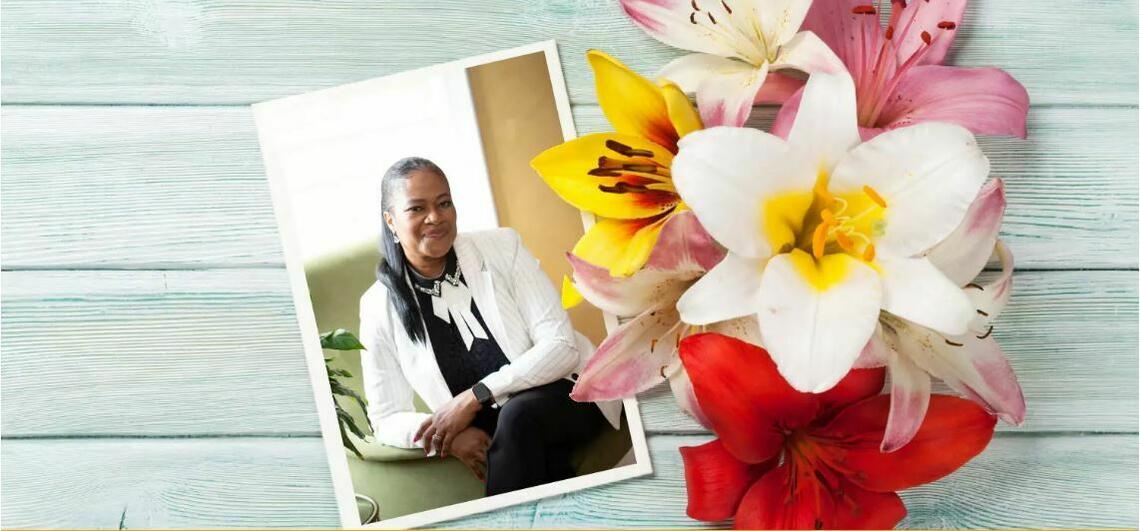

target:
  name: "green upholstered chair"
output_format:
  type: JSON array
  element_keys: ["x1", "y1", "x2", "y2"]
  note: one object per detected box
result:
[{"x1": 305, "y1": 240, "x2": 632, "y2": 523}]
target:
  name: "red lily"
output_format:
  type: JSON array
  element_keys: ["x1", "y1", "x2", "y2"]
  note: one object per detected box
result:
[
  {"x1": 772, "y1": 0, "x2": 1030, "y2": 140},
  {"x1": 679, "y1": 333, "x2": 996, "y2": 529}
]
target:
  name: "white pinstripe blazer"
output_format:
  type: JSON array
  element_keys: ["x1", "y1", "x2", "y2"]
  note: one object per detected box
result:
[{"x1": 359, "y1": 228, "x2": 622, "y2": 449}]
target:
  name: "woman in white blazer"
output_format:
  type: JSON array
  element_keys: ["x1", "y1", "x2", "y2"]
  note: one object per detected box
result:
[{"x1": 359, "y1": 157, "x2": 621, "y2": 496}]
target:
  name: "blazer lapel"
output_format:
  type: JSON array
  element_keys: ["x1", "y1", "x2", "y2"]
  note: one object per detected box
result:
[{"x1": 455, "y1": 235, "x2": 513, "y2": 357}]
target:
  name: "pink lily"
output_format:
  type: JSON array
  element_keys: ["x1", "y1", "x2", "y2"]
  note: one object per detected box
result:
[
  {"x1": 772, "y1": 0, "x2": 1030, "y2": 140},
  {"x1": 620, "y1": 0, "x2": 843, "y2": 127},
  {"x1": 565, "y1": 211, "x2": 757, "y2": 427},
  {"x1": 860, "y1": 179, "x2": 1027, "y2": 451}
]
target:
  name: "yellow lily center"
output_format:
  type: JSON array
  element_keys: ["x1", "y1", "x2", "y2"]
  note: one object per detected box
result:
[{"x1": 762, "y1": 174, "x2": 888, "y2": 288}]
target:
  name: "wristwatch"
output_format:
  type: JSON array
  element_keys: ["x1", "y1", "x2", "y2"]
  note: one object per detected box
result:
[{"x1": 471, "y1": 382, "x2": 494, "y2": 407}]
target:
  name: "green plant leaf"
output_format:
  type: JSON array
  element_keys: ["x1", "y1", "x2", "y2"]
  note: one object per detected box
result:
[
  {"x1": 320, "y1": 329, "x2": 365, "y2": 351},
  {"x1": 337, "y1": 408, "x2": 368, "y2": 439},
  {"x1": 340, "y1": 422, "x2": 363, "y2": 459}
]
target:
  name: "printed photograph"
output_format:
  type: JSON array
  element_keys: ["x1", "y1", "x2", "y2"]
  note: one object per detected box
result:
[{"x1": 253, "y1": 42, "x2": 650, "y2": 528}]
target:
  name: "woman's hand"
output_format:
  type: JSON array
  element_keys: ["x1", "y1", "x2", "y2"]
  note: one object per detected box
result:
[
  {"x1": 449, "y1": 426, "x2": 491, "y2": 481},
  {"x1": 414, "y1": 389, "x2": 482, "y2": 457}
]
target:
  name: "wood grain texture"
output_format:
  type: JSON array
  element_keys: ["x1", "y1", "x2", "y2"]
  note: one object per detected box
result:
[
  {"x1": 0, "y1": 438, "x2": 340, "y2": 528},
  {"x1": 0, "y1": 269, "x2": 321, "y2": 436},
  {"x1": 443, "y1": 434, "x2": 1140, "y2": 529},
  {"x1": 1, "y1": 0, "x2": 1136, "y2": 105},
  {"x1": 2, "y1": 269, "x2": 1135, "y2": 437},
  {"x1": 639, "y1": 270, "x2": 1140, "y2": 434},
  {"x1": 2, "y1": 434, "x2": 1135, "y2": 528},
  {"x1": 2, "y1": 106, "x2": 1136, "y2": 269}
]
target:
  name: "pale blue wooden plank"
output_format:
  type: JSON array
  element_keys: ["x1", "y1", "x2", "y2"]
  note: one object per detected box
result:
[
  {"x1": 2, "y1": 106, "x2": 1135, "y2": 269},
  {"x1": 1, "y1": 269, "x2": 1135, "y2": 436},
  {"x1": 0, "y1": 438, "x2": 340, "y2": 528},
  {"x1": 444, "y1": 434, "x2": 1139, "y2": 529},
  {"x1": 0, "y1": 0, "x2": 1135, "y2": 105},
  {"x1": 4, "y1": 435, "x2": 1131, "y2": 528},
  {"x1": 0, "y1": 269, "x2": 321, "y2": 436}
]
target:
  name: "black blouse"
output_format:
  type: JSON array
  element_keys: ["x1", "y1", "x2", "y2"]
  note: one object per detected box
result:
[{"x1": 409, "y1": 250, "x2": 509, "y2": 398}]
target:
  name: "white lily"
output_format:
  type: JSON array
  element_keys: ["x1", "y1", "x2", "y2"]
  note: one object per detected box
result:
[
  {"x1": 621, "y1": 0, "x2": 843, "y2": 127},
  {"x1": 671, "y1": 70, "x2": 990, "y2": 394}
]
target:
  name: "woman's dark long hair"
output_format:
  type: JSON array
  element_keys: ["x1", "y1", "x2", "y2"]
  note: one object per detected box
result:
[{"x1": 377, "y1": 156, "x2": 447, "y2": 344}]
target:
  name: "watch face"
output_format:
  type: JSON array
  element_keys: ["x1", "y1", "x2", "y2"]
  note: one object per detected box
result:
[{"x1": 474, "y1": 383, "x2": 491, "y2": 403}]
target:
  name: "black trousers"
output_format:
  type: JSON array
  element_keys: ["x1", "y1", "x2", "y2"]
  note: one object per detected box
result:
[{"x1": 470, "y1": 379, "x2": 606, "y2": 496}]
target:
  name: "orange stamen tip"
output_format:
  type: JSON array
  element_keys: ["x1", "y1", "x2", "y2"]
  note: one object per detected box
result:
[
  {"x1": 862, "y1": 244, "x2": 876, "y2": 262},
  {"x1": 937, "y1": 20, "x2": 957, "y2": 30},
  {"x1": 820, "y1": 209, "x2": 835, "y2": 223},
  {"x1": 812, "y1": 222, "x2": 830, "y2": 259},
  {"x1": 851, "y1": 5, "x2": 877, "y2": 14},
  {"x1": 862, "y1": 185, "x2": 887, "y2": 208},
  {"x1": 885, "y1": 25, "x2": 895, "y2": 40},
  {"x1": 921, "y1": 31, "x2": 933, "y2": 44},
  {"x1": 835, "y1": 232, "x2": 855, "y2": 251}
]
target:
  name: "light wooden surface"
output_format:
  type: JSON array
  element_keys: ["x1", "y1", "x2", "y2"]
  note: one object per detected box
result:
[{"x1": 1, "y1": 0, "x2": 1137, "y2": 528}]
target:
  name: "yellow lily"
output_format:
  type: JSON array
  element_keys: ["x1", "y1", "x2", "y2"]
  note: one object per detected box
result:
[{"x1": 531, "y1": 50, "x2": 702, "y2": 282}]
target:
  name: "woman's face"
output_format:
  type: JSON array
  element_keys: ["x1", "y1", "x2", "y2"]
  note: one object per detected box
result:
[{"x1": 384, "y1": 169, "x2": 458, "y2": 265}]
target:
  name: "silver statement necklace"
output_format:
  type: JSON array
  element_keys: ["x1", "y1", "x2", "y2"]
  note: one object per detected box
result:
[{"x1": 411, "y1": 260, "x2": 488, "y2": 349}]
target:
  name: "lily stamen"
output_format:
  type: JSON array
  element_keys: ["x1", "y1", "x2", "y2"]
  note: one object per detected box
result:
[
  {"x1": 812, "y1": 219, "x2": 834, "y2": 259},
  {"x1": 862, "y1": 243, "x2": 876, "y2": 262},
  {"x1": 863, "y1": 185, "x2": 888, "y2": 208}
]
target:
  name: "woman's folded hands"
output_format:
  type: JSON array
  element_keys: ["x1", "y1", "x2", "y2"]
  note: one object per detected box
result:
[
  {"x1": 450, "y1": 427, "x2": 492, "y2": 481},
  {"x1": 414, "y1": 388, "x2": 482, "y2": 457}
]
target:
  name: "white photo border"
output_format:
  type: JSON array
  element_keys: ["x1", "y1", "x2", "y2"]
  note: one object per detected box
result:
[{"x1": 253, "y1": 40, "x2": 653, "y2": 529}]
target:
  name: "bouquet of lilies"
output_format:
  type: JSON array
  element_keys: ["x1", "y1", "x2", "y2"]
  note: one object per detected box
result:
[{"x1": 532, "y1": 0, "x2": 1030, "y2": 528}]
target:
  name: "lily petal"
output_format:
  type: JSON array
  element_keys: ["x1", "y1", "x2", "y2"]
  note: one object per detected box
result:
[
  {"x1": 769, "y1": 30, "x2": 845, "y2": 76},
  {"x1": 815, "y1": 365, "x2": 886, "y2": 418},
  {"x1": 567, "y1": 211, "x2": 724, "y2": 316},
  {"x1": 878, "y1": 66, "x2": 1030, "y2": 139},
  {"x1": 561, "y1": 275, "x2": 584, "y2": 309},
  {"x1": 799, "y1": 0, "x2": 888, "y2": 90},
  {"x1": 570, "y1": 305, "x2": 685, "y2": 402},
  {"x1": 891, "y1": 316, "x2": 1026, "y2": 425},
  {"x1": 757, "y1": 250, "x2": 883, "y2": 393},
  {"x1": 677, "y1": 252, "x2": 764, "y2": 325},
  {"x1": 572, "y1": 214, "x2": 672, "y2": 277},
  {"x1": 659, "y1": 53, "x2": 769, "y2": 127},
  {"x1": 753, "y1": 71, "x2": 806, "y2": 104},
  {"x1": 830, "y1": 122, "x2": 990, "y2": 257},
  {"x1": 673, "y1": 126, "x2": 814, "y2": 258},
  {"x1": 882, "y1": 345, "x2": 932, "y2": 453},
  {"x1": 925, "y1": 179, "x2": 1007, "y2": 286},
  {"x1": 669, "y1": 364, "x2": 712, "y2": 428},
  {"x1": 531, "y1": 132, "x2": 677, "y2": 220},
  {"x1": 589, "y1": 50, "x2": 681, "y2": 151},
  {"x1": 697, "y1": 61, "x2": 770, "y2": 127},
  {"x1": 735, "y1": 463, "x2": 906, "y2": 530},
  {"x1": 893, "y1": 0, "x2": 968, "y2": 67},
  {"x1": 817, "y1": 394, "x2": 995, "y2": 492},
  {"x1": 754, "y1": 0, "x2": 814, "y2": 51},
  {"x1": 786, "y1": 70, "x2": 860, "y2": 171},
  {"x1": 620, "y1": 0, "x2": 765, "y2": 62},
  {"x1": 681, "y1": 440, "x2": 773, "y2": 522},
  {"x1": 967, "y1": 241, "x2": 1015, "y2": 332},
  {"x1": 566, "y1": 252, "x2": 691, "y2": 317},
  {"x1": 853, "y1": 325, "x2": 890, "y2": 369},
  {"x1": 878, "y1": 255, "x2": 973, "y2": 336},
  {"x1": 660, "y1": 80, "x2": 705, "y2": 138},
  {"x1": 680, "y1": 332, "x2": 819, "y2": 463},
  {"x1": 644, "y1": 210, "x2": 726, "y2": 272}
]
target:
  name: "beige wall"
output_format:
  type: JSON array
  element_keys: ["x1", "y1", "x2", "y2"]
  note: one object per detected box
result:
[{"x1": 466, "y1": 52, "x2": 607, "y2": 345}]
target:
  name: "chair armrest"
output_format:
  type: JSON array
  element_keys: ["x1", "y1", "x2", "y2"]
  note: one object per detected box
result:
[{"x1": 345, "y1": 432, "x2": 429, "y2": 462}]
